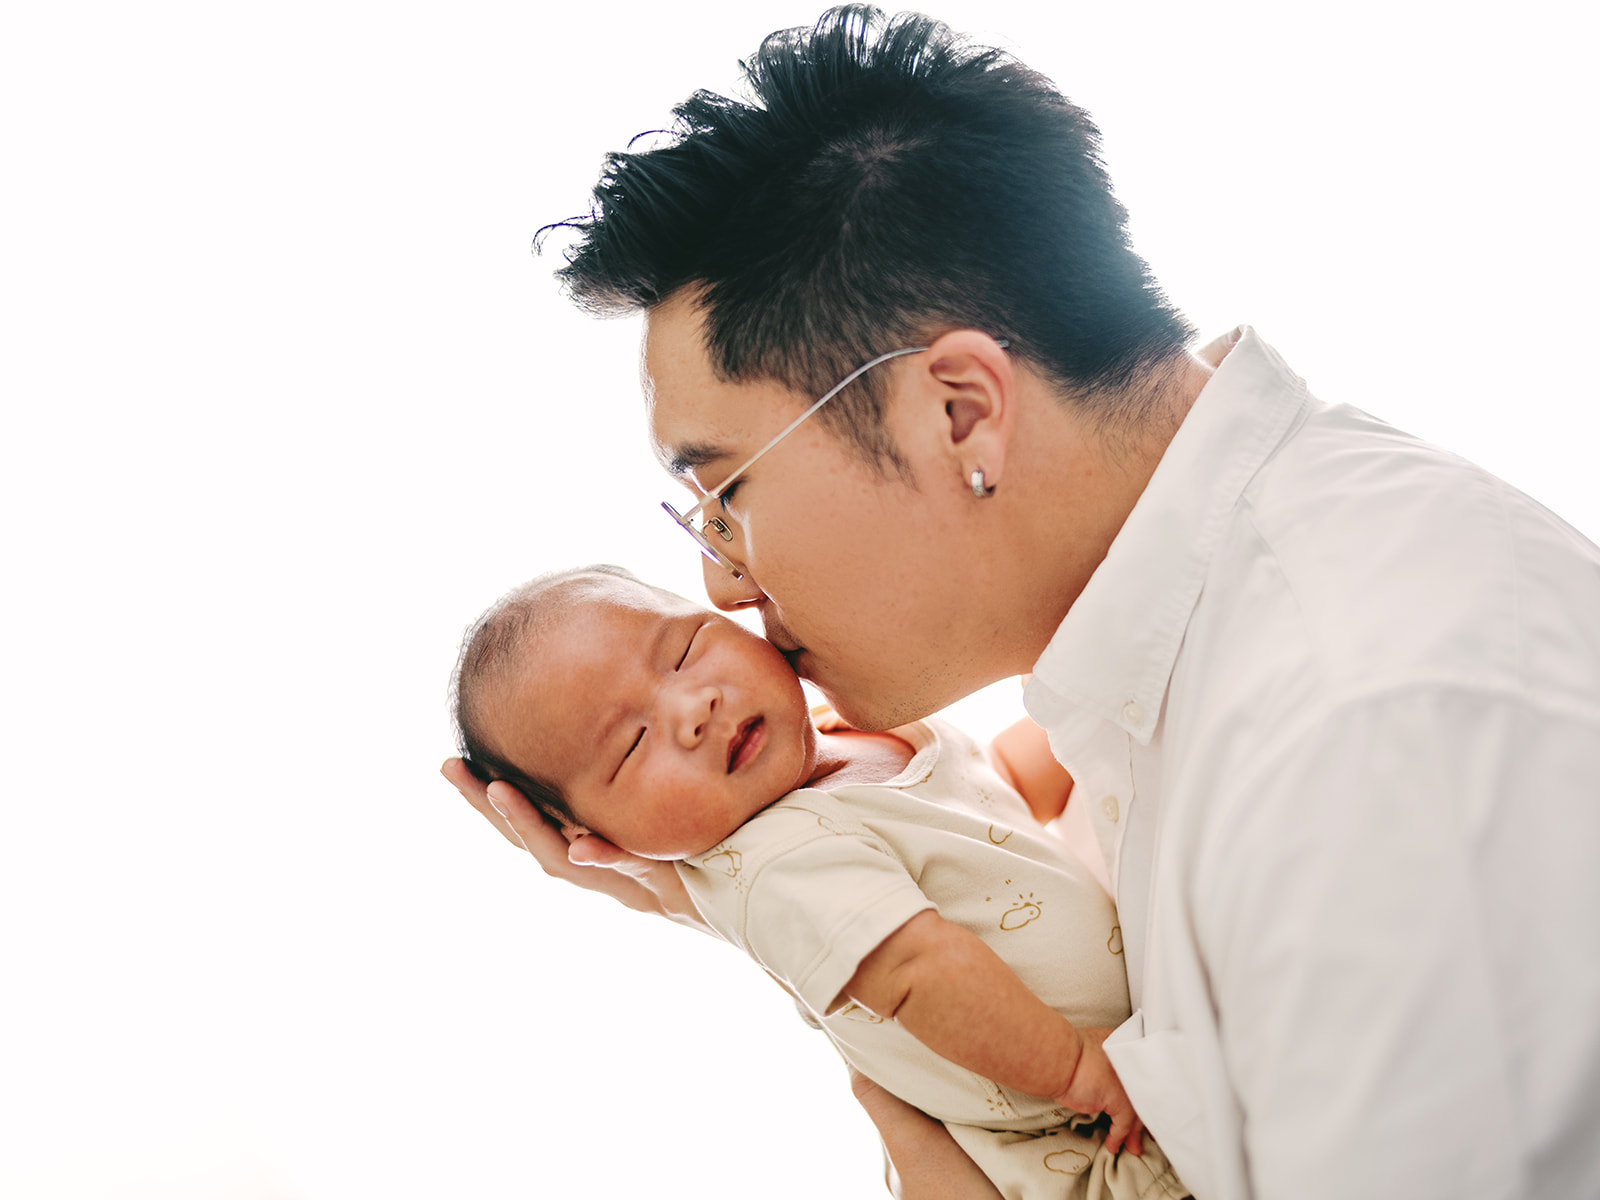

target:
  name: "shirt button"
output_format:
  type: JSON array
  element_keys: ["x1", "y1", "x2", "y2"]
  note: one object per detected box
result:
[
  {"x1": 1122, "y1": 699, "x2": 1144, "y2": 726},
  {"x1": 1101, "y1": 795, "x2": 1120, "y2": 823}
]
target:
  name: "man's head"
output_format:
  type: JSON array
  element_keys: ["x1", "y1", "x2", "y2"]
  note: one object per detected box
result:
[
  {"x1": 452, "y1": 567, "x2": 818, "y2": 859},
  {"x1": 544, "y1": 7, "x2": 1203, "y2": 729},
  {"x1": 546, "y1": 5, "x2": 1193, "y2": 457}
]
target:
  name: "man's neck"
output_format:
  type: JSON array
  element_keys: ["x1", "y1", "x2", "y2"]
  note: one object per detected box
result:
[{"x1": 1002, "y1": 352, "x2": 1215, "y2": 668}]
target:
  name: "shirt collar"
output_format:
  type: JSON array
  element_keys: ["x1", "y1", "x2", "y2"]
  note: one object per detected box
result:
[{"x1": 1024, "y1": 327, "x2": 1314, "y2": 746}]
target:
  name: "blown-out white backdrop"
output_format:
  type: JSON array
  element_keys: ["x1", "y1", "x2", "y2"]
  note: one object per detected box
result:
[{"x1": 3, "y1": 2, "x2": 1596, "y2": 1197}]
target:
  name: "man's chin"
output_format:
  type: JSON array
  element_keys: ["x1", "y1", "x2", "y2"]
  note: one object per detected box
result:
[{"x1": 813, "y1": 677, "x2": 912, "y2": 734}]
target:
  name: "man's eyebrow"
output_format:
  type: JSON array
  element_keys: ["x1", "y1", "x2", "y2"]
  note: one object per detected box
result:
[{"x1": 663, "y1": 440, "x2": 731, "y2": 478}]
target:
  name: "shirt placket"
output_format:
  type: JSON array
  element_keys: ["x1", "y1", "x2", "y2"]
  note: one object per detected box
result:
[{"x1": 1054, "y1": 720, "x2": 1138, "y2": 983}]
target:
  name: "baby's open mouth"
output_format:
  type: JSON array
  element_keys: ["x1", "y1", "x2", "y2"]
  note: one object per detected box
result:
[{"x1": 727, "y1": 716, "x2": 764, "y2": 773}]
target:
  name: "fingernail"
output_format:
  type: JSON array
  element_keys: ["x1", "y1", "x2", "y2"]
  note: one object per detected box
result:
[{"x1": 488, "y1": 797, "x2": 508, "y2": 820}]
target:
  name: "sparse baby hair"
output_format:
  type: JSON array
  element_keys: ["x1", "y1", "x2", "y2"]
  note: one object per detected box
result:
[{"x1": 450, "y1": 563, "x2": 646, "y2": 828}]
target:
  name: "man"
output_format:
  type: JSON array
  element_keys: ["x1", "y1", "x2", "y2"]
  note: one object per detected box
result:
[{"x1": 444, "y1": 7, "x2": 1600, "y2": 1197}]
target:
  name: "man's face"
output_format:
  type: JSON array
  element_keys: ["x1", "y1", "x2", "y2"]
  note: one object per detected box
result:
[
  {"x1": 483, "y1": 573, "x2": 817, "y2": 860},
  {"x1": 643, "y1": 292, "x2": 1002, "y2": 731}
]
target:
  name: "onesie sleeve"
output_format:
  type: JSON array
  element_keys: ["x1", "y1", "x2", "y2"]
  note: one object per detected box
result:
[{"x1": 677, "y1": 795, "x2": 934, "y2": 1017}]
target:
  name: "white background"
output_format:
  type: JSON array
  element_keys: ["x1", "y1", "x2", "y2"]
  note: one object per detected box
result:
[{"x1": 3, "y1": 2, "x2": 1596, "y2": 1197}]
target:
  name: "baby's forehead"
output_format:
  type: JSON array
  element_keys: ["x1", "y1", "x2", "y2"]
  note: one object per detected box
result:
[
  {"x1": 502, "y1": 574, "x2": 701, "y2": 724},
  {"x1": 541, "y1": 571, "x2": 699, "y2": 620},
  {"x1": 519, "y1": 575, "x2": 704, "y2": 670}
]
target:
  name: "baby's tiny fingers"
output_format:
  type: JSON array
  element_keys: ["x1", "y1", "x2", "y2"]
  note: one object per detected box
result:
[{"x1": 1103, "y1": 1109, "x2": 1134, "y2": 1158}]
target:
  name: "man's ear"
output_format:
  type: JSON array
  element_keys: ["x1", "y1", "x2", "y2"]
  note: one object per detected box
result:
[{"x1": 921, "y1": 330, "x2": 1016, "y2": 491}]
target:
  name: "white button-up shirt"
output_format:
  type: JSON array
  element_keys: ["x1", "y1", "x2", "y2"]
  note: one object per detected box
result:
[{"x1": 1024, "y1": 328, "x2": 1600, "y2": 1200}]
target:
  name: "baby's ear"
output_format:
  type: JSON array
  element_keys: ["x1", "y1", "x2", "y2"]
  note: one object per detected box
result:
[{"x1": 560, "y1": 823, "x2": 592, "y2": 844}]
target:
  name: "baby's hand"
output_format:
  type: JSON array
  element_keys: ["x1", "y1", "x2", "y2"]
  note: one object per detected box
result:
[{"x1": 1052, "y1": 1027, "x2": 1145, "y2": 1158}]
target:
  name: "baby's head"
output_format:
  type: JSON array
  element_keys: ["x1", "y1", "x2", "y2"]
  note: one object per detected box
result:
[{"x1": 452, "y1": 565, "x2": 818, "y2": 860}]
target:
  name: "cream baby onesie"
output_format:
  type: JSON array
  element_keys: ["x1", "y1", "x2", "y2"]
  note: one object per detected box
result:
[{"x1": 678, "y1": 718, "x2": 1186, "y2": 1200}]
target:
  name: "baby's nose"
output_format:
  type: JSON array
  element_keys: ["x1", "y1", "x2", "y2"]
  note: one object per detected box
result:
[{"x1": 671, "y1": 683, "x2": 721, "y2": 748}]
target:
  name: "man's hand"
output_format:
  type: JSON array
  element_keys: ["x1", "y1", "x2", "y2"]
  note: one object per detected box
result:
[
  {"x1": 439, "y1": 758, "x2": 707, "y2": 931},
  {"x1": 1052, "y1": 1027, "x2": 1145, "y2": 1158},
  {"x1": 848, "y1": 1068, "x2": 1003, "y2": 1200}
]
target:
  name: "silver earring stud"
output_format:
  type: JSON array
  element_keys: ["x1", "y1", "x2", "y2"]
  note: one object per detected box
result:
[{"x1": 971, "y1": 469, "x2": 992, "y2": 498}]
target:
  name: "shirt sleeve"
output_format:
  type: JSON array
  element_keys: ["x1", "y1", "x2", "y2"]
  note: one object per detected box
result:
[
  {"x1": 742, "y1": 832, "x2": 935, "y2": 1016},
  {"x1": 1192, "y1": 684, "x2": 1600, "y2": 1200},
  {"x1": 677, "y1": 800, "x2": 935, "y2": 1018}
]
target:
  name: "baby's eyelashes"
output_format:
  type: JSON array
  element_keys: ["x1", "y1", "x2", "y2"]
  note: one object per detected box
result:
[
  {"x1": 609, "y1": 727, "x2": 646, "y2": 781},
  {"x1": 677, "y1": 625, "x2": 700, "y2": 670}
]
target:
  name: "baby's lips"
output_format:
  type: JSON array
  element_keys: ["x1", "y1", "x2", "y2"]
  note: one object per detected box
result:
[{"x1": 726, "y1": 715, "x2": 762, "y2": 772}]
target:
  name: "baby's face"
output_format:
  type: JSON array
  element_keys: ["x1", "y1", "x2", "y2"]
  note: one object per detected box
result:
[{"x1": 486, "y1": 573, "x2": 817, "y2": 859}]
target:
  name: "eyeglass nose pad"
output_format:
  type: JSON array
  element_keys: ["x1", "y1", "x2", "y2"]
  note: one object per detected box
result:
[{"x1": 704, "y1": 516, "x2": 735, "y2": 543}]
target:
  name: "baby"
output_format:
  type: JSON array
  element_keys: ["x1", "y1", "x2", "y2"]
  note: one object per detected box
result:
[{"x1": 452, "y1": 565, "x2": 1186, "y2": 1200}]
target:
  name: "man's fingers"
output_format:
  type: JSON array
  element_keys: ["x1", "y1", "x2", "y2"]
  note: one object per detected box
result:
[
  {"x1": 568, "y1": 833, "x2": 703, "y2": 925},
  {"x1": 485, "y1": 795, "x2": 675, "y2": 918},
  {"x1": 486, "y1": 780, "x2": 567, "y2": 863},
  {"x1": 568, "y1": 832, "x2": 645, "y2": 871},
  {"x1": 440, "y1": 757, "x2": 524, "y2": 849},
  {"x1": 439, "y1": 761, "x2": 702, "y2": 930}
]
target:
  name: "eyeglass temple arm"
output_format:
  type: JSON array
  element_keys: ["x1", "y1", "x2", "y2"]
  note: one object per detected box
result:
[
  {"x1": 681, "y1": 346, "x2": 930, "y2": 521},
  {"x1": 678, "y1": 338, "x2": 1008, "y2": 521}
]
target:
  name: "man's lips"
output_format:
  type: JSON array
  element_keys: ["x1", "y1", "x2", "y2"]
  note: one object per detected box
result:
[
  {"x1": 727, "y1": 716, "x2": 764, "y2": 773},
  {"x1": 764, "y1": 618, "x2": 806, "y2": 674}
]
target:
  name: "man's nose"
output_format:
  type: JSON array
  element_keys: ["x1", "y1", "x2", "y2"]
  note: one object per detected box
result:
[{"x1": 702, "y1": 551, "x2": 768, "y2": 613}]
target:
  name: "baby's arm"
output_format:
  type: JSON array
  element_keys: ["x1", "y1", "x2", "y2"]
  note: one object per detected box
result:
[
  {"x1": 840, "y1": 909, "x2": 1143, "y2": 1157},
  {"x1": 988, "y1": 717, "x2": 1074, "y2": 825}
]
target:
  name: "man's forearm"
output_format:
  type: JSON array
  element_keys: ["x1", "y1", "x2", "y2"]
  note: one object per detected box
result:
[{"x1": 849, "y1": 1068, "x2": 1003, "y2": 1200}]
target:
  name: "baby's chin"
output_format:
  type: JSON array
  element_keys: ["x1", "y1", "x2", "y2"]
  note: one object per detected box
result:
[{"x1": 672, "y1": 790, "x2": 795, "y2": 862}]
